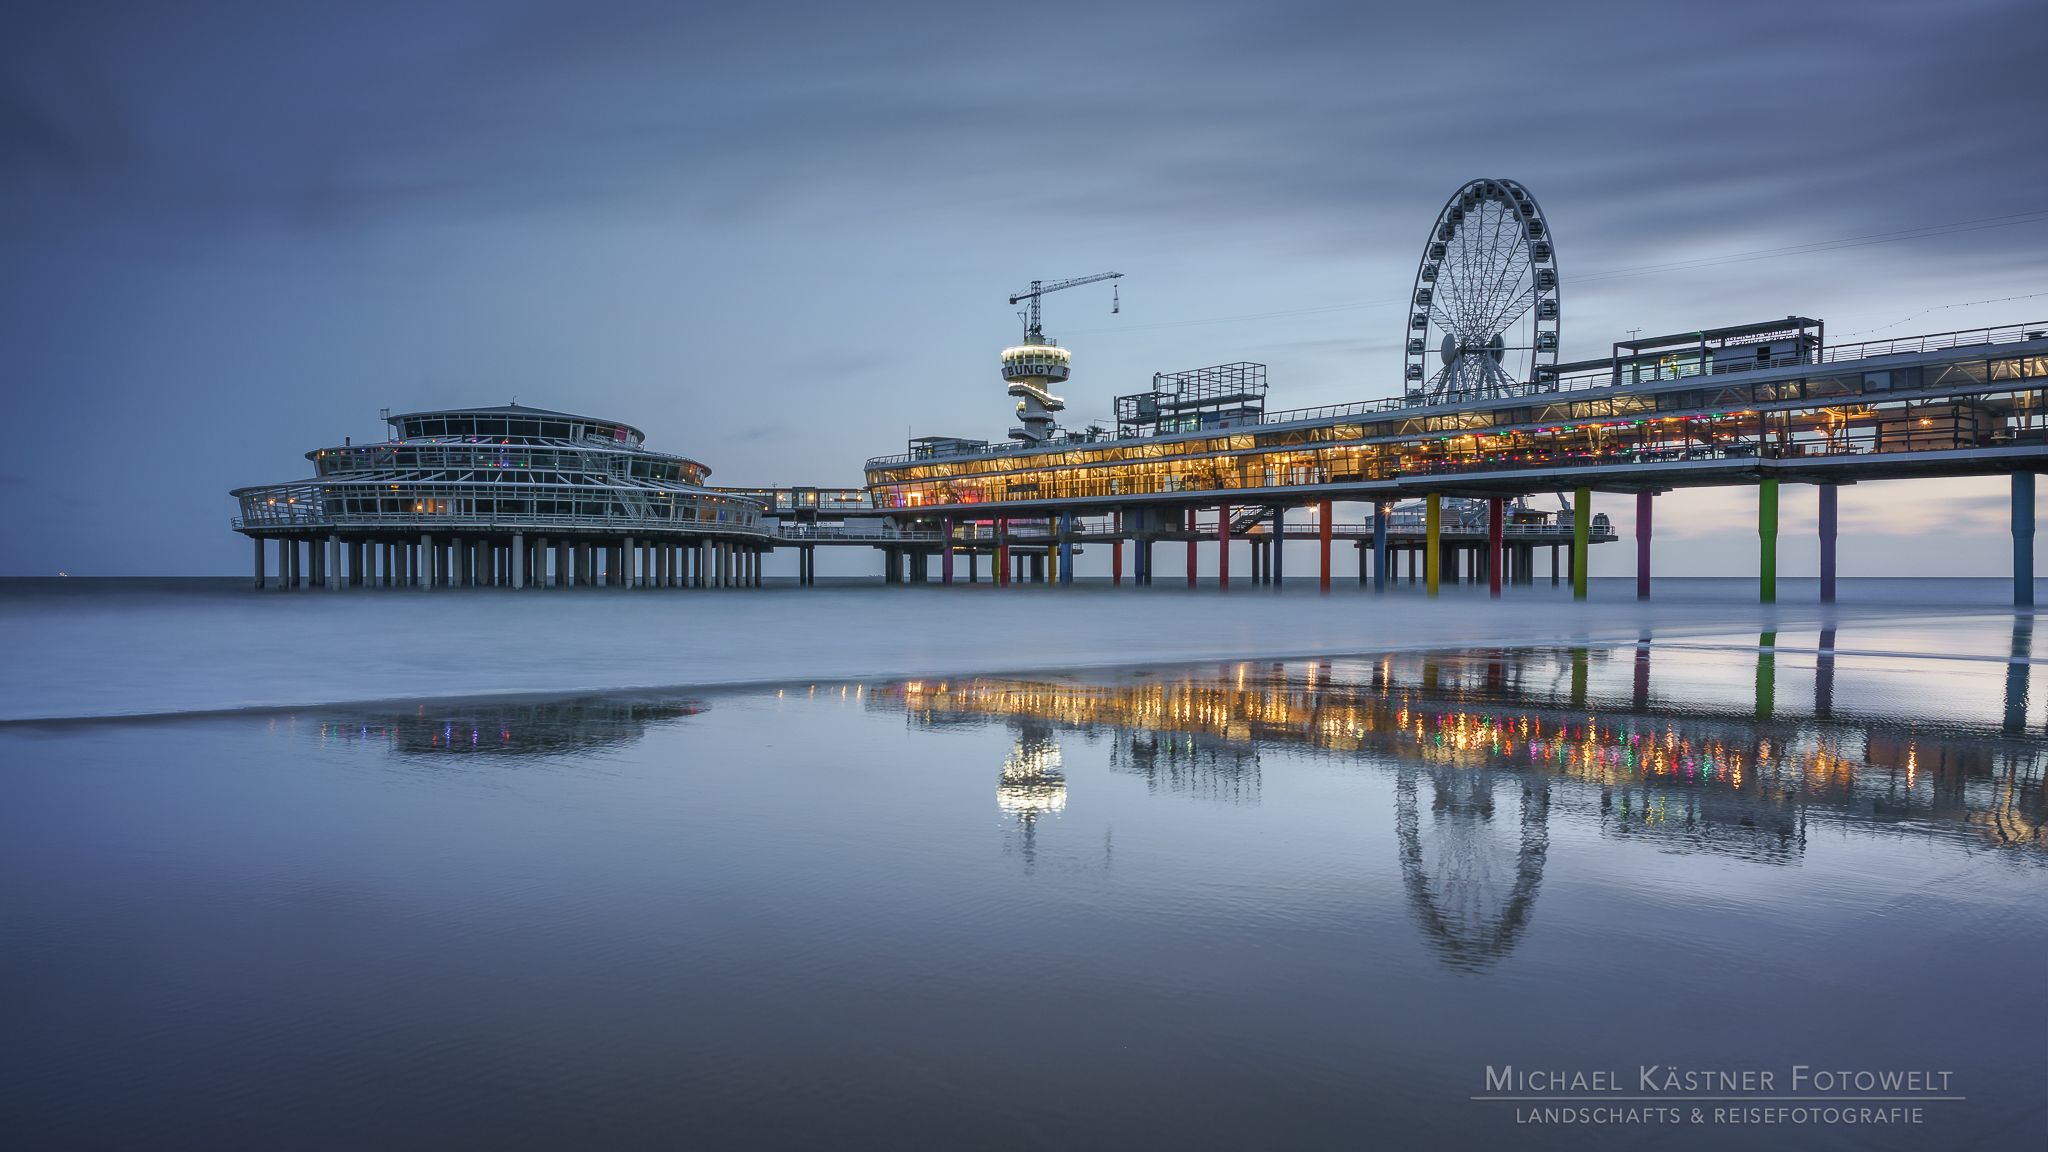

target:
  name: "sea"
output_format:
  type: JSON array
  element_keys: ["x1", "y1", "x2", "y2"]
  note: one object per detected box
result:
[{"x1": 2, "y1": 577, "x2": 2041, "y2": 1150}]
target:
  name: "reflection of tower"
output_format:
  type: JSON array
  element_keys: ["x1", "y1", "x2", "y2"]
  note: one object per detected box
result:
[
  {"x1": 999, "y1": 719, "x2": 1066, "y2": 869},
  {"x1": 1396, "y1": 767, "x2": 1550, "y2": 971}
]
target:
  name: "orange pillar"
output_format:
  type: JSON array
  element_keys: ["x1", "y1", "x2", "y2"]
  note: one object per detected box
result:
[
  {"x1": 1218, "y1": 503, "x2": 1231, "y2": 591},
  {"x1": 1318, "y1": 499, "x2": 1332, "y2": 593}
]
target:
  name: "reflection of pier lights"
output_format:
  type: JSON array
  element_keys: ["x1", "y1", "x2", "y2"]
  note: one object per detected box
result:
[
  {"x1": 999, "y1": 721, "x2": 1066, "y2": 869},
  {"x1": 1396, "y1": 767, "x2": 1550, "y2": 971},
  {"x1": 1112, "y1": 730, "x2": 1260, "y2": 804}
]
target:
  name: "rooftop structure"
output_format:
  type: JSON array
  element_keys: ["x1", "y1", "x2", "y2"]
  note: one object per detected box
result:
[{"x1": 232, "y1": 403, "x2": 770, "y2": 589}]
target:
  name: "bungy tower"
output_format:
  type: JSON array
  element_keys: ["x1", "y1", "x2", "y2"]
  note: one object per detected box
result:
[{"x1": 1001, "y1": 273, "x2": 1121, "y2": 442}]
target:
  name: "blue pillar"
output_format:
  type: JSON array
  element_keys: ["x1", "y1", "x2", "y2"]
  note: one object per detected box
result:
[
  {"x1": 2016, "y1": 472, "x2": 2035, "y2": 607},
  {"x1": 1059, "y1": 510, "x2": 1074, "y2": 586},
  {"x1": 1372, "y1": 502, "x2": 1388, "y2": 592}
]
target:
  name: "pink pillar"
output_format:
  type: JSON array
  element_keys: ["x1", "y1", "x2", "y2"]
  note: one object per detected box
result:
[{"x1": 1636, "y1": 491, "x2": 1653, "y2": 600}]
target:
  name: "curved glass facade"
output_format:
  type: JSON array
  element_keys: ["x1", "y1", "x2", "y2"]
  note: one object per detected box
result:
[{"x1": 232, "y1": 405, "x2": 769, "y2": 586}]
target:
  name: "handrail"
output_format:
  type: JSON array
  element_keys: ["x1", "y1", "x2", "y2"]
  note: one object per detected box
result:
[{"x1": 1819, "y1": 321, "x2": 2047, "y2": 364}]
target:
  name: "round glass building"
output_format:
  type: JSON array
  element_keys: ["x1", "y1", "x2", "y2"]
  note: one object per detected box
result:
[{"x1": 232, "y1": 404, "x2": 770, "y2": 589}]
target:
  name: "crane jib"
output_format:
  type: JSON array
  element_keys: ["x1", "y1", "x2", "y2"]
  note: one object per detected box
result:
[{"x1": 1008, "y1": 271, "x2": 1123, "y2": 304}]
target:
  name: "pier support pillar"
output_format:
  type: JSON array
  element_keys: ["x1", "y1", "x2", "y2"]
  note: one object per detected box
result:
[
  {"x1": 512, "y1": 535, "x2": 525, "y2": 590},
  {"x1": 997, "y1": 519, "x2": 1010, "y2": 588},
  {"x1": 253, "y1": 537, "x2": 265, "y2": 590},
  {"x1": 1759, "y1": 478, "x2": 1779, "y2": 604},
  {"x1": 2015, "y1": 472, "x2": 2035, "y2": 607},
  {"x1": 328, "y1": 536, "x2": 342, "y2": 592},
  {"x1": 1217, "y1": 504, "x2": 1230, "y2": 591},
  {"x1": 942, "y1": 519, "x2": 954, "y2": 585},
  {"x1": 1261, "y1": 504, "x2": 1277, "y2": 586},
  {"x1": 1113, "y1": 512, "x2": 1124, "y2": 586},
  {"x1": 1819, "y1": 484, "x2": 1838, "y2": 603},
  {"x1": 1489, "y1": 498, "x2": 1504, "y2": 598},
  {"x1": 1059, "y1": 511, "x2": 1074, "y2": 586},
  {"x1": 1318, "y1": 500, "x2": 1332, "y2": 594},
  {"x1": 1636, "y1": 491, "x2": 1652, "y2": 600},
  {"x1": 1425, "y1": 493, "x2": 1441, "y2": 598},
  {"x1": 1572, "y1": 488, "x2": 1591, "y2": 601},
  {"x1": 1373, "y1": 502, "x2": 1388, "y2": 592},
  {"x1": 1187, "y1": 537, "x2": 1197, "y2": 587}
]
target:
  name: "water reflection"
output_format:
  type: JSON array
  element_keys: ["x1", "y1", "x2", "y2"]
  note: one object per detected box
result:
[
  {"x1": 998, "y1": 719, "x2": 1066, "y2": 869},
  {"x1": 871, "y1": 639, "x2": 2048, "y2": 968},
  {"x1": 1398, "y1": 766, "x2": 1548, "y2": 971},
  {"x1": 309, "y1": 695, "x2": 703, "y2": 759}
]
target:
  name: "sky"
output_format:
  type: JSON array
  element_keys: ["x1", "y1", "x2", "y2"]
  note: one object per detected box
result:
[{"x1": 2, "y1": 0, "x2": 2044, "y2": 577}]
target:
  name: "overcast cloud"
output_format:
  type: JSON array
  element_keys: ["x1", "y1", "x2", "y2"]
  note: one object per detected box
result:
[{"x1": 1, "y1": 0, "x2": 2042, "y2": 574}]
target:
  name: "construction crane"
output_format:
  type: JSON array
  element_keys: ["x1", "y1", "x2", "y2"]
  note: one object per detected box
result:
[{"x1": 1009, "y1": 272, "x2": 1122, "y2": 343}]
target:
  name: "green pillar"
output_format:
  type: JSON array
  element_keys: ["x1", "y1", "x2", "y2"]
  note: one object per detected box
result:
[
  {"x1": 1756, "y1": 631, "x2": 1776, "y2": 719},
  {"x1": 1425, "y1": 493, "x2": 1442, "y2": 598},
  {"x1": 1759, "y1": 478, "x2": 1778, "y2": 603},
  {"x1": 1572, "y1": 487, "x2": 1590, "y2": 601}
]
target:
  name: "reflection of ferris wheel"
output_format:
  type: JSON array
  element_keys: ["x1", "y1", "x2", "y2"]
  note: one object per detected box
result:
[
  {"x1": 1404, "y1": 178, "x2": 1559, "y2": 402},
  {"x1": 1396, "y1": 767, "x2": 1549, "y2": 970}
]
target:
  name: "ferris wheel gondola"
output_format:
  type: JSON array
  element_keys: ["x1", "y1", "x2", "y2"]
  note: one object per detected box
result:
[{"x1": 1403, "y1": 179, "x2": 1560, "y2": 403}]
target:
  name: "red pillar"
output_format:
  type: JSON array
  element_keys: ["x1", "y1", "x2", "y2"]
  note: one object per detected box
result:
[
  {"x1": 997, "y1": 518, "x2": 1010, "y2": 588},
  {"x1": 1218, "y1": 503, "x2": 1231, "y2": 591},
  {"x1": 1319, "y1": 499, "x2": 1332, "y2": 593},
  {"x1": 1636, "y1": 491, "x2": 1652, "y2": 600},
  {"x1": 1186, "y1": 538, "x2": 1197, "y2": 587},
  {"x1": 1488, "y1": 498, "x2": 1503, "y2": 598}
]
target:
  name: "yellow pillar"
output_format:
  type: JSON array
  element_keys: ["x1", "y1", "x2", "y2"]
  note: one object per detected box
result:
[{"x1": 1425, "y1": 493, "x2": 1441, "y2": 598}]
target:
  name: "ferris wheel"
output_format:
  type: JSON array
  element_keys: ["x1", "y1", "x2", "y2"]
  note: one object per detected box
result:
[{"x1": 1404, "y1": 178, "x2": 1559, "y2": 401}]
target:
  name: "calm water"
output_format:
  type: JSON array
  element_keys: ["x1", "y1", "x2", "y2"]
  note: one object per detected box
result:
[{"x1": 3, "y1": 615, "x2": 2044, "y2": 1148}]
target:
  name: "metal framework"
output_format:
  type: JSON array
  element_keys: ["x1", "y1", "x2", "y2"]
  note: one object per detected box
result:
[
  {"x1": 1405, "y1": 178, "x2": 1559, "y2": 403},
  {"x1": 1115, "y1": 362, "x2": 1268, "y2": 436}
]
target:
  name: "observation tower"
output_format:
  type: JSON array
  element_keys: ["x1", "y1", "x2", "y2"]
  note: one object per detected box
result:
[
  {"x1": 1001, "y1": 273, "x2": 1121, "y2": 442},
  {"x1": 231, "y1": 403, "x2": 769, "y2": 590}
]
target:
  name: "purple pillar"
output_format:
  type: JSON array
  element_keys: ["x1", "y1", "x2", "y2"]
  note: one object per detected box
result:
[
  {"x1": 941, "y1": 518, "x2": 954, "y2": 585},
  {"x1": 1818, "y1": 484, "x2": 1837, "y2": 603},
  {"x1": 1635, "y1": 491, "x2": 1652, "y2": 600}
]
